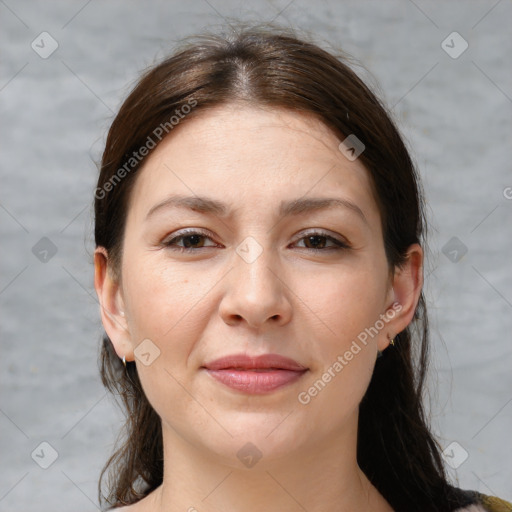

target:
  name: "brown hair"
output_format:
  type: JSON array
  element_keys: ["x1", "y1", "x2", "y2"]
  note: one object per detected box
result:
[{"x1": 95, "y1": 24, "x2": 469, "y2": 511}]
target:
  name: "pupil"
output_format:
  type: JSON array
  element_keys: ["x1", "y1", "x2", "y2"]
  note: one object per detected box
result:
[
  {"x1": 184, "y1": 235, "x2": 202, "y2": 248},
  {"x1": 307, "y1": 235, "x2": 324, "y2": 248}
]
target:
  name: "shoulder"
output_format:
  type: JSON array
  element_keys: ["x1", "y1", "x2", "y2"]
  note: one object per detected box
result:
[
  {"x1": 109, "y1": 494, "x2": 156, "y2": 511},
  {"x1": 108, "y1": 504, "x2": 139, "y2": 511}
]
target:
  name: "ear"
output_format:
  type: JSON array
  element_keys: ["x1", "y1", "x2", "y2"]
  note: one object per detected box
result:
[
  {"x1": 94, "y1": 247, "x2": 134, "y2": 362},
  {"x1": 378, "y1": 243, "x2": 423, "y2": 351}
]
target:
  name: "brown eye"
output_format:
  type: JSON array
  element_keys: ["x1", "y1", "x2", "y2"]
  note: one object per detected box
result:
[
  {"x1": 180, "y1": 234, "x2": 206, "y2": 248},
  {"x1": 163, "y1": 230, "x2": 217, "y2": 251},
  {"x1": 303, "y1": 235, "x2": 328, "y2": 249},
  {"x1": 294, "y1": 231, "x2": 350, "y2": 251}
]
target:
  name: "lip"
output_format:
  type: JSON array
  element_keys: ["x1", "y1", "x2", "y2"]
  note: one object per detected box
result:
[
  {"x1": 204, "y1": 354, "x2": 307, "y2": 371},
  {"x1": 202, "y1": 354, "x2": 308, "y2": 394}
]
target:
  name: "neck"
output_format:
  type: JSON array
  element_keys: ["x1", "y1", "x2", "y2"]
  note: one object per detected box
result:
[{"x1": 142, "y1": 416, "x2": 392, "y2": 512}]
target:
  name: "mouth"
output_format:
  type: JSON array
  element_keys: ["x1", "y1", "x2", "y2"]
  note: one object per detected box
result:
[{"x1": 202, "y1": 353, "x2": 308, "y2": 394}]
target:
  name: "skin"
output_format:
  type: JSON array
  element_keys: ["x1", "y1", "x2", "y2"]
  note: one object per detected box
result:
[{"x1": 94, "y1": 103, "x2": 423, "y2": 512}]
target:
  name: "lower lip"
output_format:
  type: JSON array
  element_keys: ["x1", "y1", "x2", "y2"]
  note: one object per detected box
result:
[{"x1": 205, "y1": 369, "x2": 307, "y2": 394}]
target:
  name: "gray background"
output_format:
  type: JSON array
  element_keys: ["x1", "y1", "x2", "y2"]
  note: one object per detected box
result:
[{"x1": 1, "y1": 0, "x2": 511, "y2": 510}]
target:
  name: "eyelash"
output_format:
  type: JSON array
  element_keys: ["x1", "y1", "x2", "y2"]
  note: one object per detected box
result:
[{"x1": 161, "y1": 228, "x2": 350, "y2": 253}]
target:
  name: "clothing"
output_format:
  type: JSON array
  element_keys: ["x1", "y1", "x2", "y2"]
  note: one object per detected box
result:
[{"x1": 453, "y1": 489, "x2": 512, "y2": 512}]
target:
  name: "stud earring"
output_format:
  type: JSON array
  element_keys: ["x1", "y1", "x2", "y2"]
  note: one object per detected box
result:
[{"x1": 122, "y1": 356, "x2": 126, "y2": 367}]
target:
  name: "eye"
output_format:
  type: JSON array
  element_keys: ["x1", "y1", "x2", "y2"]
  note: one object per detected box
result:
[
  {"x1": 161, "y1": 229, "x2": 350, "y2": 253},
  {"x1": 162, "y1": 229, "x2": 218, "y2": 252},
  {"x1": 293, "y1": 231, "x2": 350, "y2": 251}
]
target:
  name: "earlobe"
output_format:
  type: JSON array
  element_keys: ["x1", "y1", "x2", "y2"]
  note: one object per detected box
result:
[
  {"x1": 379, "y1": 243, "x2": 424, "y2": 351},
  {"x1": 93, "y1": 247, "x2": 134, "y2": 362}
]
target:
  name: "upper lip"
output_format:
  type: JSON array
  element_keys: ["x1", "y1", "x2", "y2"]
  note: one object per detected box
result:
[{"x1": 203, "y1": 353, "x2": 308, "y2": 371}]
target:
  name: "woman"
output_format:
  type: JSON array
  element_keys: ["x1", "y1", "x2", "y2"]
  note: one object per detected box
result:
[{"x1": 93, "y1": 25, "x2": 511, "y2": 512}]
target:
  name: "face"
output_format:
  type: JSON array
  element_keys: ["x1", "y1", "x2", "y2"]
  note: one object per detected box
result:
[{"x1": 96, "y1": 103, "x2": 421, "y2": 468}]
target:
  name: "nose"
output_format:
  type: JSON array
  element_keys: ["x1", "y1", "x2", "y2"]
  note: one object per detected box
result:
[{"x1": 218, "y1": 245, "x2": 293, "y2": 329}]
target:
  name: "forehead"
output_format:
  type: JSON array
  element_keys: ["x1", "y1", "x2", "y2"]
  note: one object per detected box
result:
[{"x1": 126, "y1": 104, "x2": 380, "y2": 227}]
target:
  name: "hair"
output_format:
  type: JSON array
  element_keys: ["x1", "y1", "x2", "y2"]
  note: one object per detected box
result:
[{"x1": 95, "y1": 24, "x2": 470, "y2": 512}]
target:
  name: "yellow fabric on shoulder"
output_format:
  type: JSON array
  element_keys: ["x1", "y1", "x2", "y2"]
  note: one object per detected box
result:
[{"x1": 478, "y1": 493, "x2": 512, "y2": 512}]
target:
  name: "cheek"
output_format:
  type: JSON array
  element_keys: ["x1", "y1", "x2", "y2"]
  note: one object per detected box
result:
[
  {"x1": 122, "y1": 253, "x2": 217, "y2": 343},
  {"x1": 122, "y1": 258, "x2": 217, "y2": 418},
  {"x1": 293, "y1": 270, "x2": 382, "y2": 423},
  {"x1": 294, "y1": 263, "x2": 387, "y2": 348},
  {"x1": 292, "y1": 264, "x2": 387, "y2": 418}
]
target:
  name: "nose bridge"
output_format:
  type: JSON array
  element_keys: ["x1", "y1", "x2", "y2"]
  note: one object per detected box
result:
[
  {"x1": 220, "y1": 235, "x2": 292, "y2": 327},
  {"x1": 234, "y1": 237, "x2": 280, "y2": 301}
]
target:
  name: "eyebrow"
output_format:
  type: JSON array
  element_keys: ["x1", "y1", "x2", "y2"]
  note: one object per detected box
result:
[{"x1": 145, "y1": 194, "x2": 368, "y2": 225}]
